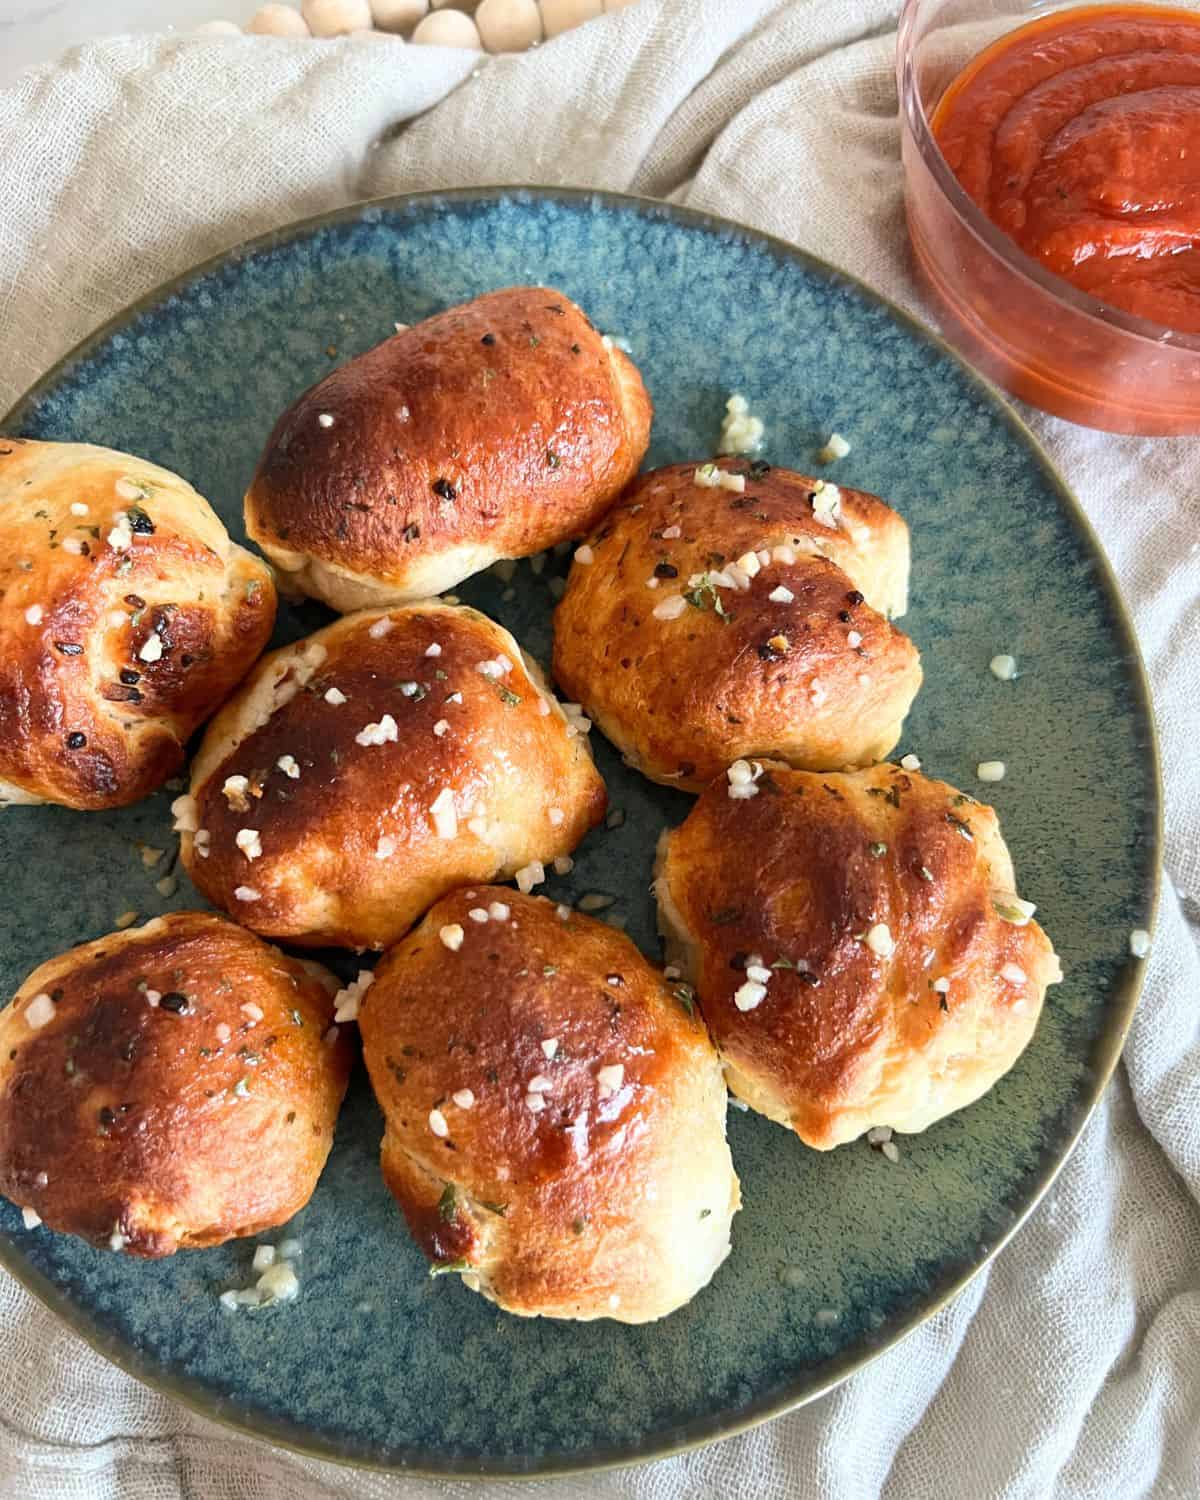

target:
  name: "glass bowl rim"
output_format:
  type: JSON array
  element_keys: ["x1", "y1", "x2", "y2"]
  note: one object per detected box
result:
[{"x1": 896, "y1": 0, "x2": 1200, "y2": 358}]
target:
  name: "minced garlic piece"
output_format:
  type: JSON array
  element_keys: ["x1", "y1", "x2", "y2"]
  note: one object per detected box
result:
[
  {"x1": 718, "y1": 393, "x2": 765, "y2": 455},
  {"x1": 818, "y1": 432, "x2": 851, "y2": 462},
  {"x1": 811, "y1": 480, "x2": 840, "y2": 528}
]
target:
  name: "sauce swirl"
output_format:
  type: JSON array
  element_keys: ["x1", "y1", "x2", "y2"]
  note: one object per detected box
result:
[{"x1": 933, "y1": 4, "x2": 1200, "y2": 333}]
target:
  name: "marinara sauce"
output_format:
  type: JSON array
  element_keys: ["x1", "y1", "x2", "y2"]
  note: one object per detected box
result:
[{"x1": 933, "y1": 3, "x2": 1200, "y2": 333}]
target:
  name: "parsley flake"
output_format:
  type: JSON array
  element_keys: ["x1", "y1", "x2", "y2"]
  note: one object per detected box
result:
[
  {"x1": 684, "y1": 575, "x2": 733, "y2": 622},
  {"x1": 428, "y1": 1258, "x2": 470, "y2": 1278},
  {"x1": 673, "y1": 983, "x2": 697, "y2": 1017}
]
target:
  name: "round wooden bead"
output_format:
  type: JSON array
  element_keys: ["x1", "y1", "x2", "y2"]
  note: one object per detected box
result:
[
  {"x1": 539, "y1": 0, "x2": 604, "y2": 39},
  {"x1": 302, "y1": 0, "x2": 373, "y2": 36},
  {"x1": 411, "y1": 10, "x2": 482, "y2": 45},
  {"x1": 370, "y1": 0, "x2": 429, "y2": 30},
  {"x1": 476, "y1": 0, "x2": 541, "y2": 51},
  {"x1": 247, "y1": 4, "x2": 311, "y2": 35}
]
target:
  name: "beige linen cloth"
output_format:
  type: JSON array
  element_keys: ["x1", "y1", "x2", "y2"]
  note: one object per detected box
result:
[{"x1": 0, "y1": 2, "x2": 1197, "y2": 1495}]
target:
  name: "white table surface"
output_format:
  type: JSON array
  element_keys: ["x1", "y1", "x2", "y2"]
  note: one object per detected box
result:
[{"x1": 0, "y1": 0, "x2": 256, "y2": 86}]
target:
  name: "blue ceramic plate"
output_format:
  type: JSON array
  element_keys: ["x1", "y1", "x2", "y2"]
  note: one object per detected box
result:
[{"x1": 0, "y1": 189, "x2": 1159, "y2": 1477}]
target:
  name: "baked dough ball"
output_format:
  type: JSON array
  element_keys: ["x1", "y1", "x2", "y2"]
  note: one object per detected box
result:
[
  {"x1": 552, "y1": 460, "x2": 921, "y2": 790},
  {"x1": 359, "y1": 888, "x2": 739, "y2": 1322},
  {"x1": 178, "y1": 602, "x2": 605, "y2": 949},
  {"x1": 243, "y1": 287, "x2": 653, "y2": 612},
  {"x1": 655, "y1": 761, "x2": 1061, "y2": 1149},
  {"x1": 0, "y1": 438, "x2": 276, "y2": 810},
  {"x1": 0, "y1": 911, "x2": 352, "y2": 1256}
]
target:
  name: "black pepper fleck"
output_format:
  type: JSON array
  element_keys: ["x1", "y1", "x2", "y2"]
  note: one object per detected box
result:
[
  {"x1": 159, "y1": 992, "x2": 189, "y2": 1014},
  {"x1": 65, "y1": 732, "x2": 87, "y2": 750},
  {"x1": 432, "y1": 478, "x2": 457, "y2": 502}
]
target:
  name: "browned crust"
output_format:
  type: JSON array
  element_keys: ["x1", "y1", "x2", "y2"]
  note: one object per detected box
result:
[
  {"x1": 657, "y1": 763, "x2": 1059, "y2": 1148},
  {"x1": 243, "y1": 287, "x2": 653, "y2": 596},
  {"x1": 359, "y1": 889, "x2": 737, "y2": 1321},
  {"x1": 0, "y1": 438, "x2": 276, "y2": 809},
  {"x1": 182, "y1": 604, "x2": 607, "y2": 949},
  {"x1": 0, "y1": 911, "x2": 352, "y2": 1256},
  {"x1": 552, "y1": 461, "x2": 920, "y2": 789}
]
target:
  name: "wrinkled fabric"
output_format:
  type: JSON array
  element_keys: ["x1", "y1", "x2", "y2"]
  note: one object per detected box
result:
[{"x1": 0, "y1": 3, "x2": 1196, "y2": 1496}]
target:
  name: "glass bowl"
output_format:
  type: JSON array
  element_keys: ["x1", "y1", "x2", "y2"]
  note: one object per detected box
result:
[{"x1": 898, "y1": 0, "x2": 1200, "y2": 435}]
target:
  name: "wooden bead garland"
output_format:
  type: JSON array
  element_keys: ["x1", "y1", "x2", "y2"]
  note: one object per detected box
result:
[
  {"x1": 248, "y1": 3, "x2": 312, "y2": 33},
  {"x1": 203, "y1": 0, "x2": 637, "y2": 50},
  {"x1": 475, "y1": 0, "x2": 542, "y2": 53},
  {"x1": 301, "y1": 0, "x2": 373, "y2": 36},
  {"x1": 411, "y1": 9, "x2": 481, "y2": 45},
  {"x1": 370, "y1": 0, "x2": 429, "y2": 30}
]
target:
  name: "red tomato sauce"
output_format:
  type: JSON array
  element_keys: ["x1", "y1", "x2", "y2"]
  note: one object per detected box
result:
[{"x1": 932, "y1": 4, "x2": 1200, "y2": 333}]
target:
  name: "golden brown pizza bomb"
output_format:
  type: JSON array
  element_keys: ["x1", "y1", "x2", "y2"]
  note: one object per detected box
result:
[
  {"x1": 358, "y1": 888, "x2": 739, "y2": 1322},
  {"x1": 0, "y1": 910, "x2": 352, "y2": 1257},
  {"x1": 0, "y1": 438, "x2": 276, "y2": 811},
  {"x1": 243, "y1": 287, "x2": 653, "y2": 612},
  {"x1": 177, "y1": 602, "x2": 605, "y2": 949},
  {"x1": 655, "y1": 760, "x2": 1061, "y2": 1149},
  {"x1": 552, "y1": 460, "x2": 921, "y2": 790}
]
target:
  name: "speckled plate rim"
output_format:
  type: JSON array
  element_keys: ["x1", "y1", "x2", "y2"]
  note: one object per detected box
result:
[{"x1": 0, "y1": 186, "x2": 1163, "y2": 1481}]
